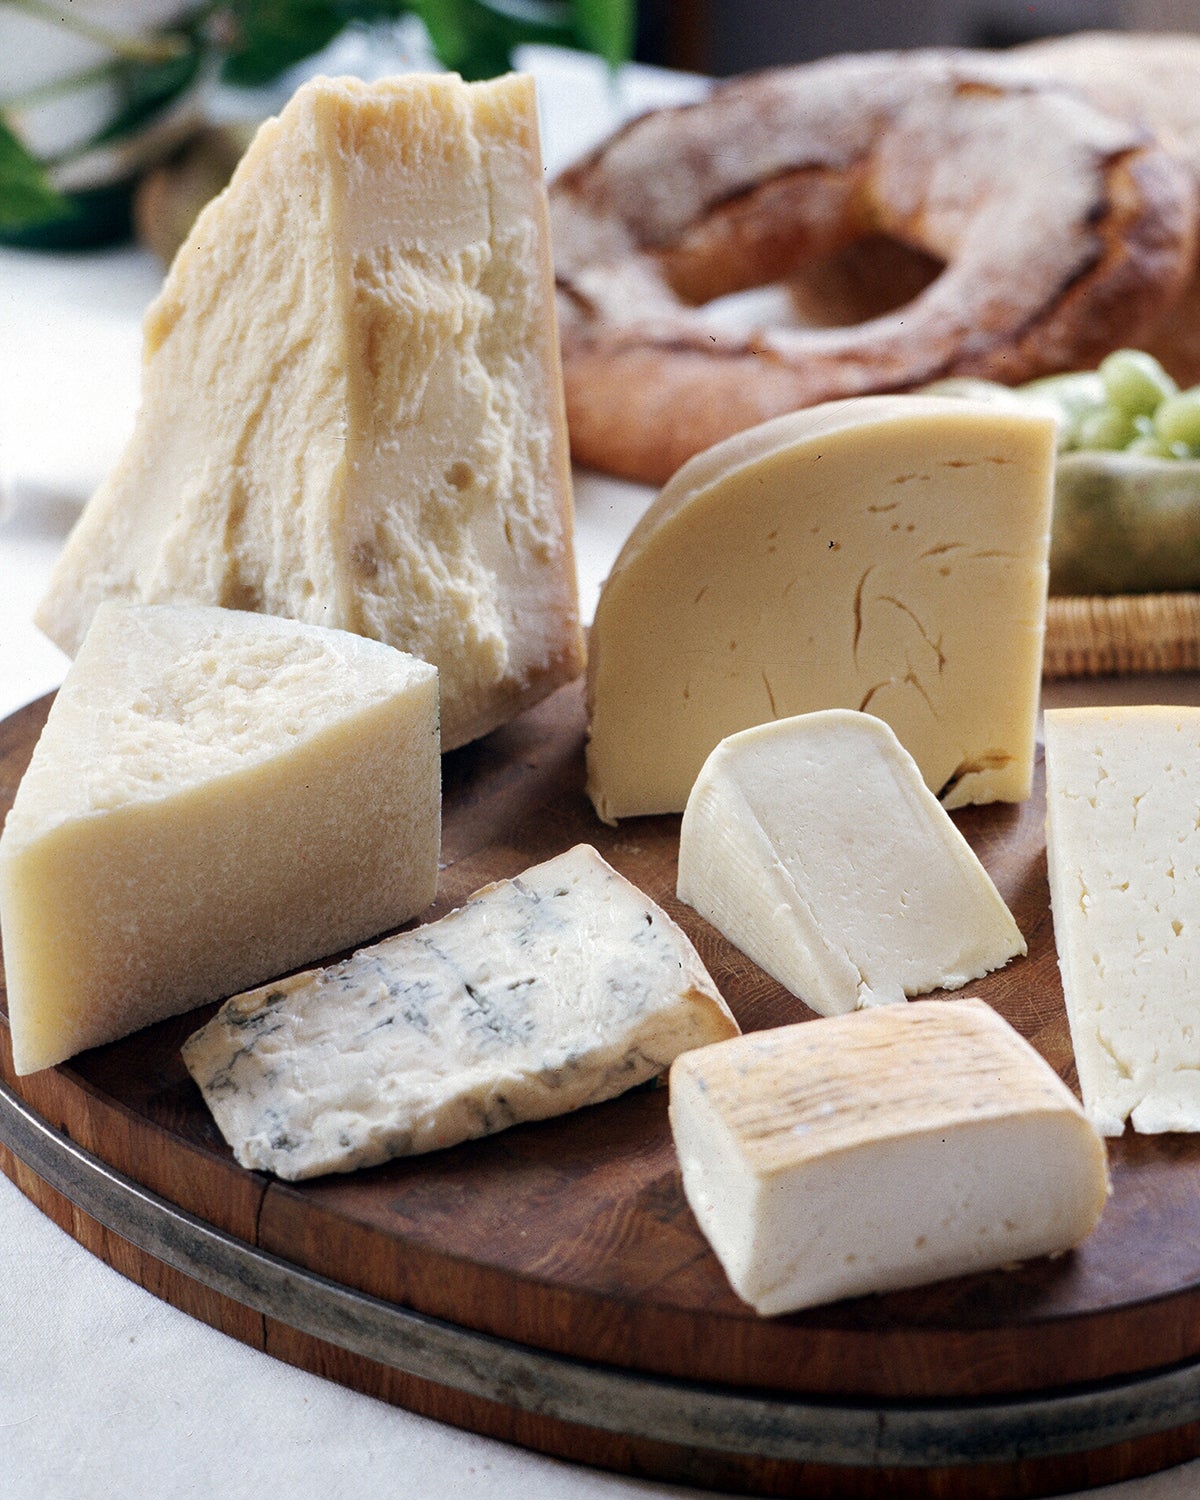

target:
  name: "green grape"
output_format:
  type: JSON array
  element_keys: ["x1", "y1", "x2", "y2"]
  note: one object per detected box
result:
[
  {"x1": 1022, "y1": 371, "x2": 1105, "y2": 409},
  {"x1": 1124, "y1": 433, "x2": 1178, "y2": 458},
  {"x1": 1075, "y1": 406, "x2": 1138, "y2": 451},
  {"x1": 1018, "y1": 372, "x2": 1103, "y2": 451},
  {"x1": 1153, "y1": 388, "x2": 1200, "y2": 449},
  {"x1": 1098, "y1": 349, "x2": 1178, "y2": 417}
]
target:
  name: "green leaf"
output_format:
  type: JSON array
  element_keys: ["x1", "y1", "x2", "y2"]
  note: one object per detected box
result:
[
  {"x1": 572, "y1": 0, "x2": 634, "y2": 69},
  {"x1": 406, "y1": 0, "x2": 470, "y2": 72},
  {"x1": 94, "y1": 40, "x2": 205, "y2": 146},
  {"x1": 0, "y1": 116, "x2": 71, "y2": 232},
  {"x1": 411, "y1": 0, "x2": 633, "y2": 78},
  {"x1": 408, "y1": 0, "x2": 549, "y2": 78},
  {"x1": 220, "y1": 0, "x2": 351, "y2": 86}
]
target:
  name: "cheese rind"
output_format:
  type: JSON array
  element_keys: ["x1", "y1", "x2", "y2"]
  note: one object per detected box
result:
[
  {"x1": 182, "y1": 844, "x2": 738, "y2": 1179},
  {"x1": 1044, "y1": 704, "x2": 1200, "y2": 1134},
  {"x1": 669, "y1": 1000, "x2": 1108, "y2": 1315},
  {"x1": 677, "y1": 710, "x2": 1026, "y2": 1014},
  {"x1": 585, "y1": 395, "x2": 1055, "y2": 820},
  {"x1": 35, "y1": 72, "x2": 583, "y2": 751},
  {"x1": 0, "y1": 603, "x2": 440, "y2": 1075}
]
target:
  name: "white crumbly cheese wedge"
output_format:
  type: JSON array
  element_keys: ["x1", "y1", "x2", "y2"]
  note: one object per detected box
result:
[
  {"x1": 0, "y1": 603, "x2": 439, "y2": 1076},
  {"x1": 585, "y1": 395, "x2": 1055, "y2": 820},
  {"x1": 182, "y1": 844, "x2": 739, "y2": 1180},
  {"x1": 669, "y1": 1000, "x2": 1109, "y2": 1316},
  {"x1": 1044, "y1": 705, "x2": 1200, "y2": 1134},
  {"x1": 677, "y1": 710, "x2": 1025, "y2": 1014},
  {"x1": 35, "y1": 72, "x2": 583, "y2": 751}
]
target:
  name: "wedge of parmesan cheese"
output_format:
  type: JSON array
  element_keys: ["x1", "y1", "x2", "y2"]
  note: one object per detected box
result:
[
  {"x1": 182, "y1": 844, "x2": 738, "y2": 1179},
  {"x1": 585, "y1": 395, "x2": 1055, "y2": 820},
  {"x1": 677, "y1": 710, "x2": 1025, "y2": 1014},
  {"x1": 669, "y1": 1000, "x2": 1108, "y2": 1316},
  {"x1": 0, "y1": 603, "x2": 439, "y2": 1076},
  {"x1": 35, "y1": 71, "x2": 583, "y2": 751},
  {"x1": 1044, "y1": 704, "x2": 1200, "y2": 1134}
]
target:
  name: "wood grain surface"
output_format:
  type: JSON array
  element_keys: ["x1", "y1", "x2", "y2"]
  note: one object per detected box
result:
[{"x1": 7, "y1": 676, "x2": 1200, "y2": 1495}]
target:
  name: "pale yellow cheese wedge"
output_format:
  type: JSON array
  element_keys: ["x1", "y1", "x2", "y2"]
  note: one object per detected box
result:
[
  {"x1": 1045, "y1": 704, "x2": 1200, "y2": 1134},
  {"x1": 677, "y1": 710, "x2": 1025, "y2": 1014},
  {"x1": 669, "y1": 1000, "x2": 1109, "y2": 1316},
  {"x1": 586, "y1": 395, "x2": 1055, "y2": 820},
  {"x1": 0, "y1": 603, "x2": 440, "y2": 1075},
  {"x1": 36, "y1": 72, "x2": 583, "y2": 751}
]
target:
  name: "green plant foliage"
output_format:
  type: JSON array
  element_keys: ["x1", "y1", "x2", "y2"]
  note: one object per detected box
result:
[
  {"x1": 0, "y1": 116, "x2": 71, "y2": 230},
  {"x1": 95, "y1": 39, "x2": 206, "y2": 143},
  {"x1": 0, "y1": 0, "x2": 635, "y2": 236},
  {"x1": 574, "y1": 0, "x2": 633, "y2": 68},
  {"x1": 220, "y1": 0, "x2": 352, "y2": 86},
  {"x1": 407, "y1": 0, "x2": 617, "y2": 80}
]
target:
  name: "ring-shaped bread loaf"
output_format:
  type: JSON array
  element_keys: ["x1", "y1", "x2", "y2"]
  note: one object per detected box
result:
[{"x1": 551, "y1": 50, "x2": 1198, "y2": 485}]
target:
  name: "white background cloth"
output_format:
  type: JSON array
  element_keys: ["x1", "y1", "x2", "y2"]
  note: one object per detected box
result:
[{"x1": 2, "y1": 44, "x2": 1199, "y2": 1500}]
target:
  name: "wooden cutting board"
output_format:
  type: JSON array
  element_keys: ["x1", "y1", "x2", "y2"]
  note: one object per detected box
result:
[{"x1": 6, "y1": 677, "x2": 1200, "y2": 1498}]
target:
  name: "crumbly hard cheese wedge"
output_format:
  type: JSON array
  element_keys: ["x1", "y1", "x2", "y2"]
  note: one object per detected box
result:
[
  {"x1": 0, "y1": 603, "x2": 439, "y2": 1076},
  {"x1": 586, "y1": 395, "x2": 1055, "y2": 820},
  {"x1": 36, "y1": 72, "x2": 583, "y2": 751},
  {"x1": 677, "y1": 710, "x2": 1025, "y2": 1014},
  {"x1": 1044, "y1": 705, "x2": 1200, "y2": 1134},
  {"x1": 183, "y1": 844, "x2": 738, "y2": 1180},
  {"x1": 669, "y1": 1000, "x2": 1108, "y2": 1316}
]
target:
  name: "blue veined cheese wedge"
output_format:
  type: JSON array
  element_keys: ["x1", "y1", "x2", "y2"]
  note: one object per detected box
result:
[
  {"x1": 677, "y1": 710, "x2": 1025, "y2": 1015},
  {"x1": 182, "y1": 844, "x2": 738, "y2": 1179},
  {"x1": 585, "y1": 395, "x2": 1056, "y2": 820},
  {"x1": 669, "y1": 1000, "x2": 1109, "y2": 1316},
  {"x1": 1045, "y1": 705, "x2": 1200, "y2": 1134},
  {"x1": 0, "y1": 603, "x2": 439, "y2": 1076},
  {"x1": 35, "y1": 72, "x2": 583, "y2": 751}
]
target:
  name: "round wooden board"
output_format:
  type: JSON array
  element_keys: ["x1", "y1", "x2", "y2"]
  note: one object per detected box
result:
[{"x1": 7, "y1": 678, "x2": 1200, "y2": 1497}]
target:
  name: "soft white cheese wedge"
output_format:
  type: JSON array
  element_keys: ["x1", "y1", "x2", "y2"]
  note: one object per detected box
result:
[
  {"x1": 36, "y1": 71, "x2": 583, "y2": 750},
  {"x1": 585, "y1": 395, "x2": 1055, "y2": 820},
  {"x1": 0, "y1": 603, "x2": 440, "y2": 1076},
  {"x1": 1045, "y1": 705, "x2": 1200, "y2": 1134},
  {"x1": 677, "y1": 710, "x2": 1026, "y2": 1014},
  {"x1": 669, "y1": 1000, "x2": 1109, "y2": 1316},
  {"x1": 183, "y1": 844, "x2": 738, "y2": 1179}
]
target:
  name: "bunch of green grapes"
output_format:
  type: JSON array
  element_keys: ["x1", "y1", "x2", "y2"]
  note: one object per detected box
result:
[{"x1": 1031, "y1": 351, "x2": 1200, "y2": 458}]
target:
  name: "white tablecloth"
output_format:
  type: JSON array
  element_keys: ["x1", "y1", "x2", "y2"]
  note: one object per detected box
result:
[{"x1": 2, "y1": 44, "x2": 1199, "y2": 1500}]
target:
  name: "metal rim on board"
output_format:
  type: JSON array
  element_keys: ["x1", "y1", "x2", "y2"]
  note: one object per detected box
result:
[{"x1": 2, "y1": 1074, "x2": 1199, "y2": 1471}]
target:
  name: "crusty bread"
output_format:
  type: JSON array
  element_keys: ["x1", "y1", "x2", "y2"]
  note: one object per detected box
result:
[{"x1": 552, "y1": 49, "x2": 1197, "y2": 485}]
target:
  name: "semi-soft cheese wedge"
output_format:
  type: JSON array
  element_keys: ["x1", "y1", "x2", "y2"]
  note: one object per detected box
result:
[
  {"x1": 183, "y1": 844, "x2": 738, "y2": 1179},
  {"x1": 677, "y1": 710, "x2": 1025, "y2": 1014},
  {"x1": 586, "y1": 395, "x2": 1055, "y2": 820},
  {"x1": 1044, "y1": 705, "x2": 1200, "y2": 1134},
  {"x1": 669, "y1": 1000, "x2": 1108, "y2": 1316},
  {"x1": 0, "y1": 603, "x2": 439, "y2": 1076},
  {"x1": 36, "y1": 72, "x2": 583, "y2": 750}
]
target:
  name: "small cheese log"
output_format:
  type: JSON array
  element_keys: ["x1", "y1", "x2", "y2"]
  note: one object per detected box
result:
[
  {"x1": 677, "y1": 710, "x2": 1026, "y2": 1013},
  {"x1": 36, "y1": 72, "x2": 583, "y2": 751},
  {"x1": 1045, "y1": 705, "x2": 1200, "y2": 1134},
  {"x1": 183, "y1": 845, "x2": 738, "y2": 1180},
  {"x1": 0, "y1": 603, "x2": 439, "y2": 1075},
  {"x1": 669, "y1": 1000, "x2": 1109, "y2": 1316},
  {"x1": 585, "y1": 395, "x2": 1055, "y2": 820}
]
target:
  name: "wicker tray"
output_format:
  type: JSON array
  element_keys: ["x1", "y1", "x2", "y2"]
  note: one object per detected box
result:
[{"x1": 1044, "y1": 594, "x2": 1200, "y2": 678}]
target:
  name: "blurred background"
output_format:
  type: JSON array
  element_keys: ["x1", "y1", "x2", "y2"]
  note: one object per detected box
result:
[
  {"x1": 636, "y1": 0, "x2": 1200, "y2": 73},
  {"x1": 4, "y1": 0, "x2": 1200, "y2": 259}
]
